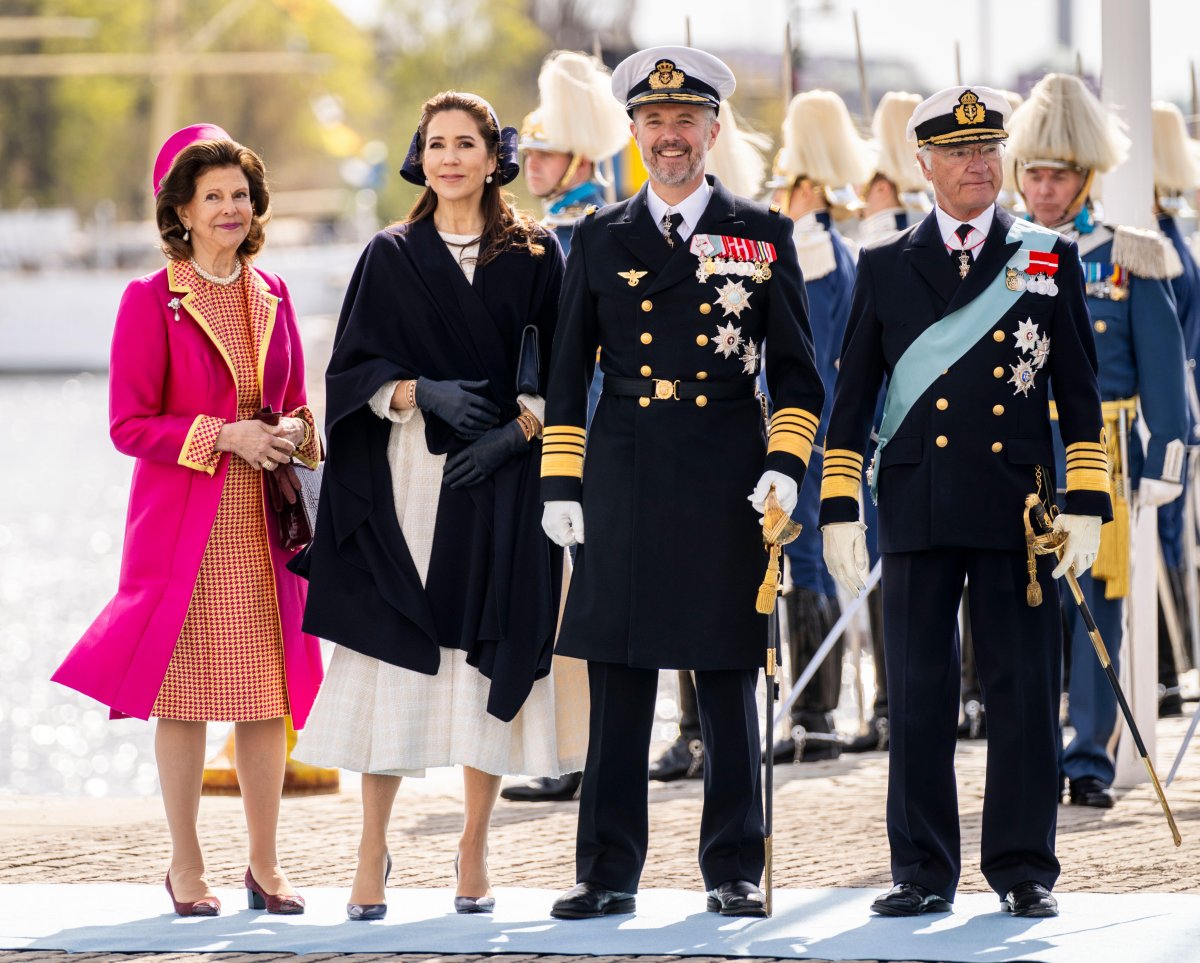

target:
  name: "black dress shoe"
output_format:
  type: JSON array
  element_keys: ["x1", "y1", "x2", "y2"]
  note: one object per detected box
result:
[
  {"x1": 1001, "y1": 881, "x2": 1058, "y2": 917},
  {"x1": 1067, "y1": 776, "x2": 1115, "y2": 809},
  {"x1": 500, "y1": 772, "x2": 582, "y2": 802},
  {"x1": 648, "y1": 737, "x2": 703, "y2": 781},
  {"x1": 845, "y1": 715, "x2": 889, "y2": 753},
  {"x1": 870, "y1": 882, "x2": 952, "y2": 917},
  {"x1": 550, "y1": 881, "x2": 636, "y2": 919},
  {"x1": 706, "y1": 879, "x2": 766, "y2": 917}
]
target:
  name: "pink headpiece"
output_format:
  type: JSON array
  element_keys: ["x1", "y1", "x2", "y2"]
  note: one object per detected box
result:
[{"x1": 152, "y1": 124, "x2": 231, "y2": 196}]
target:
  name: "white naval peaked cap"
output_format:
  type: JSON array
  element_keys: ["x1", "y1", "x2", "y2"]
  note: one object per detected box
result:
[
  {"x1": 611, "y1": 45, "x2": 735, "y2": 114},
  {"x1": 906, "y1": 85, "x2": 1011, "y2": 146},
  {"x1": 704, "y1": 100, "x2": 771, "y2": 199},
  {"x1": 869, "y1": 91, "x2": 925, "y2": 193},
  {"x1": 521, "y1": 51, "x2": 631, "y2": 162},
  {"x1": 1152, "y1": 101, "x2": 1199, "y2": 193},
  {"x1": 777, "y1": 89, "x2": 873, "y2": 187},
  {"x1": 1006, "y1": 73, "x2": 1129, "y2": 174}
]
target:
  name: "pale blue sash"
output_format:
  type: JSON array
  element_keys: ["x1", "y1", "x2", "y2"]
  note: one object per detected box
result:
[{"x1": 870, "y1": 219, "x2": 1060, "y2": 501}]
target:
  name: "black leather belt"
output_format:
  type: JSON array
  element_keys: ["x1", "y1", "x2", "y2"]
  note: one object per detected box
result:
[{"x1": 604, "y1": 375, "x2": 756, "y2": 401}]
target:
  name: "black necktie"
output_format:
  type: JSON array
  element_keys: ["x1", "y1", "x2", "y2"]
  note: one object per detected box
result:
[
  {"x1": 951, "y1": 222, "x2": 974, "y2": 278},
  {"x1": 661, "y1": 211, "x2": 684, "y2": 249}
]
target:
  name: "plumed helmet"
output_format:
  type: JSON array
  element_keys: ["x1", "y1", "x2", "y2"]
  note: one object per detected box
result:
[
  {"x1": 868, "y1": 92, "x2": 924, "y2": 193},
  {"x1": 776, "y1": 89, "x2": 873, "y2": 188},
  {"x1": 704, "y1": 101, "x2": 771, "y2": 199},
  {"x1": 1006, "y1": 73, "x2": 1129, "y2": 174},
  {"x1": 1152, "y1": 101, "x2": 1199, "y2": 194},
  {"x1": 526, "y1": 50, "x2": 631, "y2": 162}
]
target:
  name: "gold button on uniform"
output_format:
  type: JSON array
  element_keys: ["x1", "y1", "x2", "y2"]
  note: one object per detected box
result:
[
  {"x1": 993, "y1": 404, "x2": 1005, "y2": 416},
  {"x1": 993, "y1": 329, "x2": 1005, "y2": 342},
  {"x1": 696, "y1": 334, "x2": 709, "y2": 346},
  {"x1": 936, "y1": 435, "x2": 948, "y2": 448},
  {"x1": 1094, "y1": 320, "x2": 1108, "y2": 333},
  {"x1": 640, "y1": 332, "x2": 653, "y2": 344},
  {"x1": 942, "y1": 368, "x2": 949, "y2": 376},
  {"x1": 696, "y1": 371, "x2": 708, "y2": 380},
  {"x1": 640, "y1": 365, "x2": 652, "y2": 377},
  {"x1": 992, "y1": 441, "x2": 1003, "y2": 453},
  {"x1": 641, "y1": 299, "x2": 653, "y2": 312},
  {"x1": 695, "y1": 395, "x2": 708, "y2": 407},
  {"x1": 993, "y1": 366, "x2": 1004, "y2": 378},
  {"x1": 699, "y1": 303, "x2": 712, "y2": 315},
  {"x1": 936, "y1": 397, "x2": 949, "y2": 411},
  {"x1": 638, "y1": 397, "x2": 650, "y2": 408}
]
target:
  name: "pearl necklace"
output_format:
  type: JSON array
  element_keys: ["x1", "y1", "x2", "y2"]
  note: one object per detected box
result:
[{"x1": 189, "y1": 257, "x2": 243, "y2": 286}]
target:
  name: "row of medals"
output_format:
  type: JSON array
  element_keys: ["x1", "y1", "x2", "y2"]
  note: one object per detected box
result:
[{"x1": 700, "y1": 255, "x2": 772, "y2": 284}]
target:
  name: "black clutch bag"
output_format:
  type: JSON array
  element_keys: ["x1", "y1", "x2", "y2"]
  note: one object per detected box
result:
[{"x1": 516, "y1": 324, "x2": 540, "y2": 395}]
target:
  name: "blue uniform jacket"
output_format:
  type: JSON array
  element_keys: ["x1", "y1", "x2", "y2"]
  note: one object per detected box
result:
[
  {"x1": 546, "y1": 180, "x2": 608, "y2": 256},
  {"x1": 780, "y1": 212, "x2": 856, "y2": 594},
  {"x1": 1159, "y1": 213, "x2": 1200, "y2": 438},
  {"x1": 819, "y1": 205, "x2": 1111, "y2": 552},
  {"x1": 1068, "y1": 224, "x2": 1188, "y2": 486}
]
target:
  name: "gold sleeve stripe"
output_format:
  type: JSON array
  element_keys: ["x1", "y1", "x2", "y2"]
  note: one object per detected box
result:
[
  {"x1": 767, "y1": 434, "x2": 813, "y2": 465},
  {"x1": 1066, "y1": 440, "x2": 1107, "y2": 453},
  {"x1": 823, "y1": 449, "x2": 865, "y2": 469},
  {"x1": 541, "y1": 454, "x2": 585, "y2": 478},
  {"x1": 544, "y1": 425, "x2": 586, "y2": 440},
  {"x1": 541, "y1": 425, "x2": 586, "y2": 479},
  {"x1": 1066, "y1": 467, "x2": 1111, "y2": 493},
  {"x1": 770, "y1": 408, "x2": 820, "y2": 430},
  {"x1": 821, "y1": 468, "x2": 862, "y2": 501}
]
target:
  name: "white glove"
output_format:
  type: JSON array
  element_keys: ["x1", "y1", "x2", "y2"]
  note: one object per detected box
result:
[
  {"x1": 1051, "y1": 513, "x2": 1102, "y2": 579},
  {"x1": 748, "y1": 470, "x2": 798, "y2": 515},
  {"x1": 542, "y1": 500, "x2": 584, "y2": 547},
  {"x1": 822, "y1": 521, "x2": 869, "y2": 596},
  {"x1": 1138, "y1": 477, "x2": 1183, "y2": 508}
]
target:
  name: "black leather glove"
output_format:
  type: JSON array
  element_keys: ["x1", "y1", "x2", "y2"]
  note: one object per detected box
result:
[
  {"x1": 443, "y1": 421, "x2": 528, "y2": 489},
  {"x1": 414, "y1": 377, "x2": 500, "y2": 439}
]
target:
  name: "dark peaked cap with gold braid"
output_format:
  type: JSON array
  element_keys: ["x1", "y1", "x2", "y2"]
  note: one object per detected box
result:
[
  {"x1": 610, "y1": 45, "x2": 735, "y2": 115},
  {"x1": 906, "y1": 84, "x2": 1012, "y2": 147}
]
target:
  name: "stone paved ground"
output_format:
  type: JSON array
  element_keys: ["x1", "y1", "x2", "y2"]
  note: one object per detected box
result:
[{"x1": 2, "y1": 713, "x2": 1198, "y2": 963}]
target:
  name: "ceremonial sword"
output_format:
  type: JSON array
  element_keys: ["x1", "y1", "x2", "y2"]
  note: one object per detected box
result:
[{"x1": 1024, "y1": 494, "x2": 1182, "y2": 846}]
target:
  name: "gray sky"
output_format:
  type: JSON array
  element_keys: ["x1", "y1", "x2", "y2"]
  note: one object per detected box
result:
[{"x1": 334, "y1": 0, "x2": 1199, "y2": 105}]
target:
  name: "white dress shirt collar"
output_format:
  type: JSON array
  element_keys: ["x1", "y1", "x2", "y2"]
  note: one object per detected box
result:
[
  {"x1": 646, "y1": 178, "x2": 713, "y2": 242},
  {"x1": 934, "y1": 203, "x2": 994, "y2": 258}
]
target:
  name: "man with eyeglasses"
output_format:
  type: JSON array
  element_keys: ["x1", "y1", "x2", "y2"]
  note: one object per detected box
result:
[{"x1": 819, "y1": 86, "x2": 1111, "y2": 919}]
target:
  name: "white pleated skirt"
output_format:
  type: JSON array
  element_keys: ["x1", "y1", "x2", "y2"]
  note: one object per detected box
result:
[{"x1": 292, "y1": 393, "x2": 588, "y2": 777}]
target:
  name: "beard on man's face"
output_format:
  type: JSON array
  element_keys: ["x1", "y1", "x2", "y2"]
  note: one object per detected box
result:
[{"x1": 644, "y1": 137, "x2": 707, "y2": 186}]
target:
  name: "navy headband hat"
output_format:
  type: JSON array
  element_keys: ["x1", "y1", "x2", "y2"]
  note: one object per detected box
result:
[{"x1": 399, "y1": 94, "x2": 520, "y2": 187}]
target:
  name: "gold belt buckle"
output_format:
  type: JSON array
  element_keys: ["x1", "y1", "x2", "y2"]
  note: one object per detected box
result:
[{"x1": 653, "y1": 378, "x2": 680, "y2": 401}]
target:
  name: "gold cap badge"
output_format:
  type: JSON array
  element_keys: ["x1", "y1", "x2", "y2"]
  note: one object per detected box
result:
[
  {"x1": 648, "y1": 59, "x2": 685, "y2": 90},
  {"x1": 954, "y1": 89, "x2": 986, "y2": 126}
]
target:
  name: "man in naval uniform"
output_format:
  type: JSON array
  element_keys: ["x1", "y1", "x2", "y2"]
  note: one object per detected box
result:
[
  {"x1": 540, "y1": 45, "x2": 823, "y2": 919},
  {"x1": 1009, "y1": 74, "x2": 1187, "y2": 810},
  {"x1": 821, "y1": 86, "x2": 1111, "y2": 919},
  {"x1": 501, "y1": 49, "x2": 631, "y2": 805}
]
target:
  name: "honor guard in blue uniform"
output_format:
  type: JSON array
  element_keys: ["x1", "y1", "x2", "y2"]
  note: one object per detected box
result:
[
  {"x1": 843, "y1": 91, "x2": 931, "y2": 754},
  {"x1": 541, "y1": 46, "x2": 824, "y2": 920},
  {"x1": 765, "y1": 89, "x2": 869, "y2": 763},
  {"x1": 1010, "y1": 74, "x2": 1188, "y2": 810},
  {"x1": 501, "y1": 50, "x2": 631, "y2": 806},
  {"x1": 821, "y1": 85, "x2": 1111, "y2": 919},
  {"x1": 1151, "y1": 100, "x2": 1200, "y2": 716}
]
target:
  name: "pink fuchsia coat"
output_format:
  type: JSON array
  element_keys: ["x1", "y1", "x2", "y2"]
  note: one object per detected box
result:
[{"x1": 52, "y1": 260, "x2": 324, "y2": 725}]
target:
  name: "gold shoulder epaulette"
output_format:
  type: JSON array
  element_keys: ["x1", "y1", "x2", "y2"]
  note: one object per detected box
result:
[
  {"x1": 585, "y1": 204, "x2": 598, "y2": 216},
  {"x1": 1112, "y1": 225, "x2": 1184, "y2": 281},
  {"x1": 769, "y1": 203, "x2": 782, "y2": 214}
]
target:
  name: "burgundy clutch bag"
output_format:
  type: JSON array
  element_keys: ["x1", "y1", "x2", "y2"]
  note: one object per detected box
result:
[{"x1": 253, "y1": 406, "x2": 314, "y2": 551}]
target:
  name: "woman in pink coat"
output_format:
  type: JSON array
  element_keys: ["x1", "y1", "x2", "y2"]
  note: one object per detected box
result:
[{"x1": 53, "y1": 125, "x2": 323, "y2": 917}]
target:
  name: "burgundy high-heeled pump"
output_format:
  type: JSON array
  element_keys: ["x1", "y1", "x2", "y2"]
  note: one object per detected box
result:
[
  {"x1": 165, "y1": 870, "x2": 221, "y2": 917},
  {"x1": 245, "y1": 867, "x2": 305, "y2": 915}
]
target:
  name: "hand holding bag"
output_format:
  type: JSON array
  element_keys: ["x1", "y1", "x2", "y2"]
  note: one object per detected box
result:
[{"x1": 252, "y1": 406, "x2": 314, "y2": 551}]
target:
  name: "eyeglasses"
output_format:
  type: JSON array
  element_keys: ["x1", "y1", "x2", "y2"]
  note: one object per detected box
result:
[{"x1": 931, "y1": 143, "x2": 1005, "y2": 164}]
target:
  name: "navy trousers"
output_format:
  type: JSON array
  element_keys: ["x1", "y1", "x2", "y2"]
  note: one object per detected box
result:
[
  {"x1": 575, "y1": 661, "x2": 763, "y2": 892},
  {"x1": 882, "y1": 547, "x2": 1062, "y2": 901}
]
